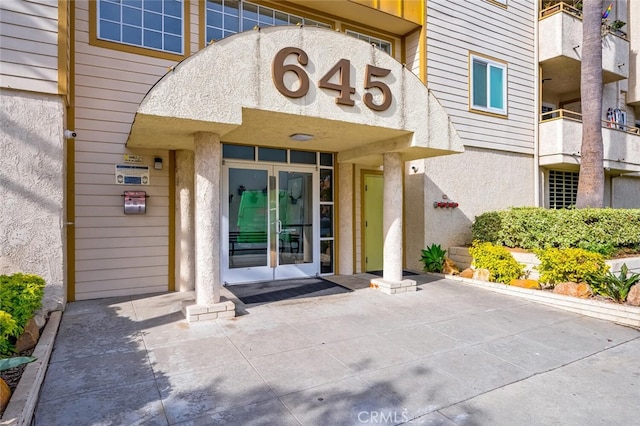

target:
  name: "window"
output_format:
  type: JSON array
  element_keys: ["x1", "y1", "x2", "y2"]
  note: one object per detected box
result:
[
  {"x1": 345, "y1": 30, "x2": 392, "y2": 54},
  {"x1": 97, "y1": 0, "x2": 184, "y2": 55},
  {"x1": 548, "y1": 170, "x2": 578, "y2": 209},
  {"x1": 470, "y1": 54, "x2": 507, "y2": 115},
  {"x1": 205, "y1": 0, "x2": 330, "y2": 43}
]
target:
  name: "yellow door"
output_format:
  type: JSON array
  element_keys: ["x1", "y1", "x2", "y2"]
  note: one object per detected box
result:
[{"x1": 363, "y1": 173, "x2": 383, "y2": 271}]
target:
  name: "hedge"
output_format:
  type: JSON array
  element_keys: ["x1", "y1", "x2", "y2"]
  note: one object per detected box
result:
[{"x1": 472, "y1": 207, "x2": 640, "y2": 256}]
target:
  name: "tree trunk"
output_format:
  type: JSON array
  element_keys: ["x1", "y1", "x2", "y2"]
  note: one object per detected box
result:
[{"x1": 576, "y1": 0, "x2": 604, "y2": 208}]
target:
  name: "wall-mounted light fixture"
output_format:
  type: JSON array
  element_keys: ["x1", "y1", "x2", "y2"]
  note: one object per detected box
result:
[
  {"x1": 154, "y1": 157, "x2": 163, "y2": 170},
  {"x1": 290, "y1": 133, "x2": 314, "y2": 142}
]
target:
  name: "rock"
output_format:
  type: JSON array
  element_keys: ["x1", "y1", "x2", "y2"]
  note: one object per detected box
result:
[
  {"x1": 459, "y1": 268, "x2": 474, "y2": 279},
  {"x1": 472, "y1": 268, "x2": 491, "y2": 282},
  {"x1": 626, "y1": 284, "x2": 640, "y2": 306},
  {"x1": 510, "y1": 279, "x2": 541, "y2": 290},
  {"x1": 0, "y1": 378, "x2": 10, "y2": 412},
  {"x1": 15, "y1": 318, "x2": 39, "y2": 353},
  {"x1": 553, "y1": 282, "x2": 592, "y2": 298},
  {"x1": 442, "y1": 258, "x2": 459, "y2": 275}
]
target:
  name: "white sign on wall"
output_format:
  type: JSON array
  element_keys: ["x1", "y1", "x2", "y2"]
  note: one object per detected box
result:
[{"x1": 115, "y1": 164, "x2": 149, "y2": 185}]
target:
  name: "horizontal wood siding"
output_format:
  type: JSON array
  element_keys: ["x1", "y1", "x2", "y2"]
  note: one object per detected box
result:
[
  {"x1": 405, "y1": 30, "x2": 421, "y2": 77},
  {"x1": 73, "y1": 2, "x2": 187, "y2": 299},
  {"x1": 426, "y1": 0, "x2": 536, "y2": 154},
  {"x1": 0, "y1": 0, "x2": 59, "y2": 93}
]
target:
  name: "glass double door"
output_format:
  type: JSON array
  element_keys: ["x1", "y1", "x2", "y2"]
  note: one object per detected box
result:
[{"x1": 222, "y1": 162, "x2": 319, "y2": 284}]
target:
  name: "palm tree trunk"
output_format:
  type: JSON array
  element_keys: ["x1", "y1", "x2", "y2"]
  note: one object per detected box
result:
[{"x1": 576, "y1": 0, "x2": 604, "y2": 208}]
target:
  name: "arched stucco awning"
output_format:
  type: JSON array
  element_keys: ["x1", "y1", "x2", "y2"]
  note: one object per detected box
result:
[{"x1": 127, "y1": 26, "x2": 463, "y2": 165}]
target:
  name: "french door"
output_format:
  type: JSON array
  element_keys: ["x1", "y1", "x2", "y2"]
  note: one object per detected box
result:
[{"x1": 222, "y1": 162, "x2": 319, "y2": 284}]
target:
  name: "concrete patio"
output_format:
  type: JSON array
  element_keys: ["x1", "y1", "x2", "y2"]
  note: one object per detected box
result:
[{"x1": 33, "y1": 274, "x2": 640, "y2": 425}]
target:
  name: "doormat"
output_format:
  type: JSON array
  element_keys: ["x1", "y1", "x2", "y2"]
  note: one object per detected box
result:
[
  {"x1": 367, "y1": 270, "x2": 420, "y2": 277},
  {"x1": 227, "y1": 278, "x2": 352, "y2": 306}
]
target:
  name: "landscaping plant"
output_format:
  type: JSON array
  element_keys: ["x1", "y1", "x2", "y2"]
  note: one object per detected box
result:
[
  {"x1": 420, "y1": 244, "x2": 447, "y2": 273},
  {"x1": 0, "y1": 274, "x2": 45, "y2": 356},
  {"x1": 586, "y1": 264, "x2": 640, "y2": 303},
  {"x1": 468, "y1": 241, "x2": 525, "y2": 284},
  {"x1": 472, "y1": 208, "x2": 640, "y2": 256},
  {"x1": 535, "y1": 247, "x2": 608, "y2": 287}
]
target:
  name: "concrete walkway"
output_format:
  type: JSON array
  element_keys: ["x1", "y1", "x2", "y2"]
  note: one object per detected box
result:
[{"x1": 33, "y1": 274, "x2": 640, "y2": 425}]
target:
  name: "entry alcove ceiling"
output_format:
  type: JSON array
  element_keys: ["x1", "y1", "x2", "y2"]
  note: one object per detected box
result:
[{"x1": 127, "y1": 26, "x2": 464, "y2": 166}]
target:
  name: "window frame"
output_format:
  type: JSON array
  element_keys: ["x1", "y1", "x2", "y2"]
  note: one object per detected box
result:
[
  {"x1": 201, "y1": 0, "x2": 332, "y2": 47},
  {"x1": 90, "y1": 0, "x2": 189, "y2": 61},
  {"x1": 469, "y1": 52, "x2": 508, "y2": 117}
]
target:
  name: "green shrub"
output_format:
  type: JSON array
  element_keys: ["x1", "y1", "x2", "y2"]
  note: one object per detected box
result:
[
  {"x1": 535, "y1": 247, "x2": 608, "y2": 286},
  {"x1": 0, "y1": 273, "x2": 45, "y2": 356},
  {"x1": 420, "y1": 244, "x2": 447, "y2": 272},
  {"x1": 469, "y1": 241, "x2": 525, "y2": 284},
  {"x1": 472, "y1": 208, "x2": 640, "y2": 256},
  {"x1": 586, "y1": 264, "x2": 640, "y2": 303}
]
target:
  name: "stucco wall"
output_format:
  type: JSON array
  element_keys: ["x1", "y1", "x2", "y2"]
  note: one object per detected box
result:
[
  {"x1": 405, "y1": 147, "x2": 535, "y2": 271},
  {"x1": 612, "y1": 175, "x2": 640, "y2": 208},
  {"x1": 0, "y1": 89, "x2": 66, "y2": 312}
]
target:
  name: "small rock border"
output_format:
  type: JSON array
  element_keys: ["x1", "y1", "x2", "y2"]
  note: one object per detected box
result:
[{"x1": 444, "y1": 274, "x2": 640, "y2": 328}]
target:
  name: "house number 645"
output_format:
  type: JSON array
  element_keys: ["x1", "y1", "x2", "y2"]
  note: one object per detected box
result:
[{"x1": 272, "y1": 47, "x2": 392, "y2": 112}]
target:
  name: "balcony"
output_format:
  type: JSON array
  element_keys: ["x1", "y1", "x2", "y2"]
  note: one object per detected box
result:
[
  {"x1": 539, "y1": 109, "x2": 640, "y2": 173},
  {"x1": 539, "y1": 2, "x2": 629, "y2": 94}
]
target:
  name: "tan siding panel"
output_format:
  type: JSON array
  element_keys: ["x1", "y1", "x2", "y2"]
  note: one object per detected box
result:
[
  {"x1": 75, "y1": 85, "x2": 147, "y2": 104},
  {"x1": 75, "y1": 97, "x2": 140, "y2": 115},
  {"x1": 75, "y1": 194, "x2": 170, "y2": 208},
  {"x1": 75, "y1": 236, "x2": 167, "y2": 250},
  {"x1": 0, "y1": 74, "x2": 57, "y2": 93},
  {"x1": 75, "y1": 63, "x2": 167, "y2": 86},
  {"x1": 1, "y1": 0, "x2": 58, "y2": 19},
  {"x1": 1, "y1": 49, "x2": 57, "y2": 69},
  {"x1": 0, "y1": 22, "x2": 56, "y2": 44},
  {"x1": 75, "y1": 206, "x2": 168, "y2": 219},
  {"x1": 76, "y1": 265, "x2": 167, "y2": 282},
  {"x1": 76, "y1": 256, "x2": 169, "y2": 272},
  {"x1": 74, "y1": 118, "x2": 133, "y2": 134},
  {"x1": 1, "y1": 61, "x2": 58, "y2": 81},
  {"x1": 76, "y1": 246, "x2": 168, "y2": 261},
  {"x1": 74, "y1": 216, "x2": 168, "y2": 228},
  {"x1": 76, "y1": 226, "x2": 169, "y2": 239},
  {"x1": 0, "y1": 35, "x2": 57, "y2": 56},
  {"x1": 0, "y1": 8, "x2": 57, "y2": 33},
  {"x1": 75, "y1": 279, "x2": 168, "y2": 299}
]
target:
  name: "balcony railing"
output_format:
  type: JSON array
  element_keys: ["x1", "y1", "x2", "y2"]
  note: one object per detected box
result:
[
  {"x1": 540, "y1": 109, "x2": 640, "y2": 135},
  {"x1": 540, "y1": 1, "x2": 581, "y2": 20},
  {"x1": 539, "y1": 1, "x2": 628, "y2": 40}
]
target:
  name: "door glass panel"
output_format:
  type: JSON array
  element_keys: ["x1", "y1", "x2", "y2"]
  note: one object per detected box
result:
[
  {"x1": 278, "y1": 171, "x2": 313, "y2": 266},
  {"x1": 228, "y1": 168, "x2": 268, "y2": 268}
]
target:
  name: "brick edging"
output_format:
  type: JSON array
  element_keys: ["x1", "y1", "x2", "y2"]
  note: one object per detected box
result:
[
  {"x1": 1, "y1": 311, "x2": 62, "y2": 425},
  {"x1": 442, "y1": 274, "x2": 640, "y2": 328}
]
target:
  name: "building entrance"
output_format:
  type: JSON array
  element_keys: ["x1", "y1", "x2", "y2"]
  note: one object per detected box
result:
[{"x1": 222, "y1": 161, "x2": 319, "y2": 284}]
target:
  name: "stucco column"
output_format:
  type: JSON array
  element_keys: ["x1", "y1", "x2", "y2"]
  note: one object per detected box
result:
[
  {"x1": 175, "y1": 150, "x2": 195, "y2": 292},
  {"x1": 194, "y1": 132, "x2": 221, "y2": 305},
  {"x1": 338, "y1": 162, "x2": 354, "y2": 274},
  {"x1": 383, "y1": 152, "x2": 403, "y2": 282},
  {"x1": 370, "y1": 152, "x2": 416, "y2": 294}
]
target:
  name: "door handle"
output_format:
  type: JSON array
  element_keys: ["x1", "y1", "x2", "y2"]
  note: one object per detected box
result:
[{"x1": 276, "y1": 220, "x2": 282, "y2": 234}]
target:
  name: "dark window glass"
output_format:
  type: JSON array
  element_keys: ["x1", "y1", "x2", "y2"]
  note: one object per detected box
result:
[
  {"x1": 320, "y1": 205, "x2": 333, "y2": 237},
  {"x1": 321, "y1": 240, "x2": 333, "y2": 274},
  {"x1": 320, "y1": 153, "x2": 333, "y2": 166},
  {"x1": 258, "y1": 147, "x2": 286, "y2": 162},
  {"x1": 223, "y1": 144, "x2": 254, "y2": 160},
  {"x1": 320, "y1": 169, "x2": 332, "y2": 202},
  {"x1": 123, "y1": 25, "x2": 142, "y2": 45},
  {"x1": 290, "y1": 150, "x2": 316, "y2": 164},
  {"x1": 100, "y1": 20, "x2": 121, "y2": 41},
  {"x1": 143, "y1": 29, "x2": 163, "y2": 49}
]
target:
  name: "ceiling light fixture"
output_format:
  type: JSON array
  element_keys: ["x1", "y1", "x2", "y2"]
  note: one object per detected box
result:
[{"x1": 289, "y1": 133, "x2": 314, "y2": 142}]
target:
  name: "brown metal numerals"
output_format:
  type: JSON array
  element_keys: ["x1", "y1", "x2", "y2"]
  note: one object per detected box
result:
[{"x1": 272, "y1": 47, "x2": 392, "y2": 111}]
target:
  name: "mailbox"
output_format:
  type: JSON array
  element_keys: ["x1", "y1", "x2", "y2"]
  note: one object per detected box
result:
[{"x1": 123, "y1": 191, "x2": 147, "y2": 214}]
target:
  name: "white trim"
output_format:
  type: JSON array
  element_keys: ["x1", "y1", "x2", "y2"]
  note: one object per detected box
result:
[{"x1": 470, "y1": 54, "x2": 507, "y2": 115}]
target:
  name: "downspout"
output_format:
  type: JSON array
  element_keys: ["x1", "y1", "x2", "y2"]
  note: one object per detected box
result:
[{"x1": 533, "y1": 4, "x2": 541, "y2": 207}]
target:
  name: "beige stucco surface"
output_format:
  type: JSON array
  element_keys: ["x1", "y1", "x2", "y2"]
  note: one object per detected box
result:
[
  {"x1": 0, "y1": 89, "x2": 66, "y2": 311},
  {"x1": 404, "y1": 147, "x2": 534, "y2": 271},
  {"x1": 128, "y1": 26, "x2": 463, "y2": 166},
  {"x1": 612, "y1": 175, "x2": 640, "y2": 208}
]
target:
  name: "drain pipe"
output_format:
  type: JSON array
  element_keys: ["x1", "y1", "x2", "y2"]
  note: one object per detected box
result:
[{"x1": 533, "y1": 6, "x2": 541, "y2": 207}]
